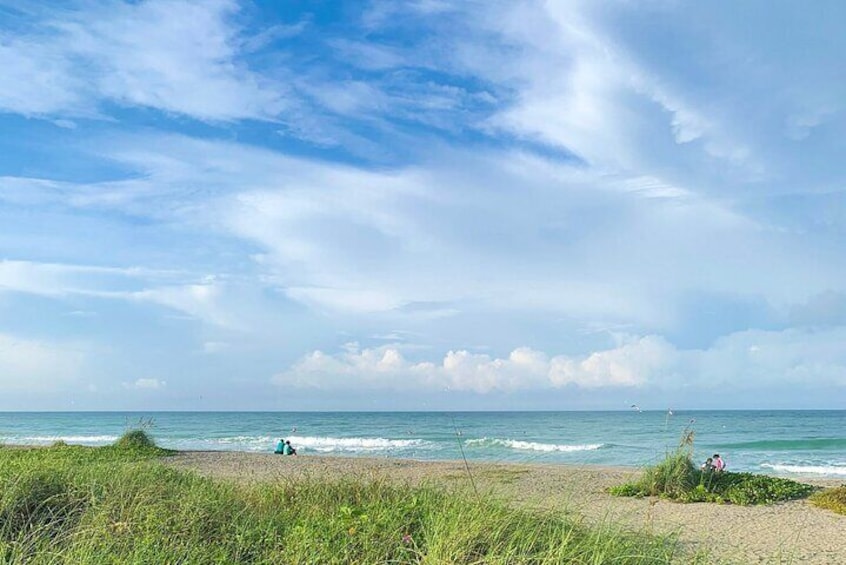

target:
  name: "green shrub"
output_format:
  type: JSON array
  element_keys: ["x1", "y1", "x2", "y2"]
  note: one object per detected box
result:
[
  {"x1": 610, "y1": 431, "x2": 815, "y2": 506},
  {"x1": 613, "y1": 464, "x2": 815, "y2": 505},
  {"x1": 810, "y1": 485, "x2": 846, "y2": 515},
  {"x1": 113, "y1": 430, "x2": 157, "y2": 450},
  {"x1": 721, "y1": 473, "x2": 815, "y2": 505}
]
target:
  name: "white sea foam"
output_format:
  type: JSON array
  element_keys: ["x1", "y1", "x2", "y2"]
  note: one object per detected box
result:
[
  {"x1": 465, "y1": 438, "x2": 604, "y2": 452},
  {"x1": 287, "y1": 436, "x2": 427, "y2": 453},
  {"x1": 165, "y1": 436, "x2": 276, "y2": 452},
  {"x1": 206, "y1": 435, "x2": 275, "y2": 445},
  {"x1": 761, "y1": 463, "x2": 846, "y2": 476}
]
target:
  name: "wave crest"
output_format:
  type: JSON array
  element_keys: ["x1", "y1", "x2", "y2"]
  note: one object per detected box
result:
[
  {"x1": 465, "y1": 438, "x2": 604, "y2": 452},
  {"x1": 761, "y1": 463, "x2": 846, "y2": 476},
  {"x1": 287, "y1": 436, "x2": 428, "y2": 453}
]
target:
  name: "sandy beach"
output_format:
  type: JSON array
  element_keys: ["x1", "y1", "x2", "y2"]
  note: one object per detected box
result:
[{"x1": 163, "y1": 452, "x2": 846, "y2": 564}]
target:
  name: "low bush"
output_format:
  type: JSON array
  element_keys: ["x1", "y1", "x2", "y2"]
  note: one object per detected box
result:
[
  {"x1": 613, "y1": 463, "x2": 815, "y2": 505},
  {"x1": 113, "y1": 429, "x2": 157, "y2": 451},
  {"x1": 610, "y1": 431, "x2": 815, "y2": 505},
  {"x1": 810, "y1": 485, "x2": 846, "y2": 515}
]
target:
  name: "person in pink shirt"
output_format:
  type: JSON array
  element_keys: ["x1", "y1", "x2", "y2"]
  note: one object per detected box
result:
[{"x1": 712, "y1": 453, "x2": 725, "y2": 472}]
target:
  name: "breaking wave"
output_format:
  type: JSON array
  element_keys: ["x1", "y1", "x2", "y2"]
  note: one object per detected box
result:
[
  {"x1": 465, "y1": 438, "x2": 605, "y2": 452},
  {"x1": 286, "y1": 436, "x2": 429, "y2": 453},
  {"x1": 760, "y1": 463, "x2": 846, "y2": 476}
]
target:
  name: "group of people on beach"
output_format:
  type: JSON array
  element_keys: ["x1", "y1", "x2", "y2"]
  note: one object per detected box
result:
[
  {"x1": 701, "y1": 453, "x2": 725, "y2": 472},
  {"x1": 274, "y1": 438, "x2": 297, "y2": 455}
]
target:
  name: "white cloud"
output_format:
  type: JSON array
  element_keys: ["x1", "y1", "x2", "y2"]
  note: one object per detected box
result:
[
  {"x1": 8, "y1": 128, "x2": 843, "y2": 334},
  {"x1": 0, "y1": 333, "x2": 86, "y2": 390},
  {"x1": 0, "y1": 0, "x2": 286, "y2": 120},
  {"x1": 0, "y1": 260, "x2": 262, "y2": 330},
  {"x1": 274, "y1": 341, "x2": 645, "y2": 393},
  {"x1": 549, "y1": 336, "x2": 677, "y2": 388},
  {"x1": 0, "y1": 259, "x2": 159, "y2": 297},
  {"x1": 125, "y1": 378, "x2": 166, "y2": 390},
  {"x1": 274, "y1": 327, "x2": 846, "y2": 394}
]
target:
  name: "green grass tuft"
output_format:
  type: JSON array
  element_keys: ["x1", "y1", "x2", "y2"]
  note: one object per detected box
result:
[
  {"x1": 113, "y1": 429, "x2": 158, "y2": 451},
  {"x1": 810, "y1": 485, "x2": 846, "y2": 515}
]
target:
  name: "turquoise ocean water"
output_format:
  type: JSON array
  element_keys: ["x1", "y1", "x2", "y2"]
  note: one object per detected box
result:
[{"x1": 1, "y1": 411, "x2": 844, "y2": 478}]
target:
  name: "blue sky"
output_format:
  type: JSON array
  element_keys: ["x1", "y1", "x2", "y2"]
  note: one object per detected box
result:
[{"x1": 1, "y1": 0, "x2": 844, "y2": 410}]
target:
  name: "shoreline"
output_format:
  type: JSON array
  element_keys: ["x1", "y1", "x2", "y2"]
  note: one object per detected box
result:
[
  {"x1": 6, "y1": 442, "x2": 845, "y2": 484},
  {"x1": 168, "y1": 449, "x2": 846, "y2": 485},
  {"x1": 162, "y1": 451, "x2": 846, "y2": 564}
]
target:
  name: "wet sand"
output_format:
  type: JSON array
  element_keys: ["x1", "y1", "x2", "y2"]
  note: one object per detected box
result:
[{"x1": 163, "y1": 452, "x2": 846, "y2": 564}]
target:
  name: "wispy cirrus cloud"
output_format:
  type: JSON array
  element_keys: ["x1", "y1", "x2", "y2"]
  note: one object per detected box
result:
[
  {"x1": 6, "y1": 128, "x2": 844, "y2": 333},
  {"x1": 0, "y1": 0, "x2": 287, "y2": 121},
  {"x1": 0, "y1": 259, "x2": 264, "y2": 330}
]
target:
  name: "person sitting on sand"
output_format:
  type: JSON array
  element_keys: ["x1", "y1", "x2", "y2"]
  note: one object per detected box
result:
[
  {"x1": 712, "y1": 453, "x2": 725, "y2": 472},
  {"x1": 274, "y1": 438, "x2": 285, "y2": 454},
  {"x1": 700, "y1": 457, "x2": 714, "y2": 472},
  {"x1": 283, "y1": 439, "x2": 297, "y2": 456}
]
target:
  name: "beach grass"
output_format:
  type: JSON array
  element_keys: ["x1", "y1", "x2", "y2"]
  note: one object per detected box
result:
[
  {"x1": 0, "y1": 431, "x2": 701, "y2": 564},
  {"x1": 810, "y1": 485, "x2": 846, "y2": 515}
]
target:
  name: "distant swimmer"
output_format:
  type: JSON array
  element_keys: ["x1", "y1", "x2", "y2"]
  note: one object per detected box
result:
[{"x1": 291, "y1": 426, "x2": 297, "y2": 433}]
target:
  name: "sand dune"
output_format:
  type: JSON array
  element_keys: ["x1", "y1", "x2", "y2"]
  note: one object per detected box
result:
[{"x1": 164, "y1": 452, "x2": 846, "y2": 564}]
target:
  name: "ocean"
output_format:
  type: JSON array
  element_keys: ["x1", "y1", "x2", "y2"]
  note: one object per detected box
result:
[{"x1": 1, "y1": 411, "x2": 844, "y2": 478}]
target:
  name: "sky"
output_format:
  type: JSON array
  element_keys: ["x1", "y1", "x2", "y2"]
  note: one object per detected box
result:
[{"x1": 0, "y1": 0, "x2": 844, "y2": 411}]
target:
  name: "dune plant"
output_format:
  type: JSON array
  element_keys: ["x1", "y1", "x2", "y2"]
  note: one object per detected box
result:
[
  {"x1": 113, "y1": 429, "x2": 158, "y2": 450},
  {"x1": 810, "y1": 485, "x2": 846, "y2": 515},
  {"x1": 610, "y1": 428, "x2": 815, "y2": 505},
  {"x1": 0, "y1": 443, "x2": 703, "y2": 564}
]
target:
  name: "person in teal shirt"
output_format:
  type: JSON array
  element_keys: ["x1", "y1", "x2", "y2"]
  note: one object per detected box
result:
[
  {"x1": 283, "y1": 440, "x2": 297, "y2": 456},
  {"x1": 274, "y1": 438, "x2": 285, "y2": 454}
]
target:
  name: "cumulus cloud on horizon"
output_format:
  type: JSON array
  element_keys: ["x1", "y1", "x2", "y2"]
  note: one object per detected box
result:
[{"x1": 274, "y1": 327, "x2": 846, "y2": 394}]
